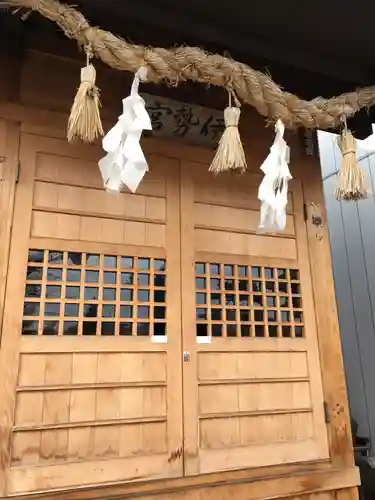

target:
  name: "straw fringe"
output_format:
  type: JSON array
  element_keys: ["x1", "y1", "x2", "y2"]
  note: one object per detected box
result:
[
  {"x1": 335, "y1": 126, "x2": 368, "y2": 201},
  {"x1": 67, "y1": 62, "x2": 104, "y2": 143},
  {"x1": 209, "y1": 106, "x2": 247, "y2": 173}
]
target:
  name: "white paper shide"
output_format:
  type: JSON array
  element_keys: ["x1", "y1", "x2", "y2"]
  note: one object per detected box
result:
[
  {"x1": 258, "y1": 119, "x2": 292, "y2": 232},
  {"x1": 98, "y1": 67, "x2": 152, "y2": 194}
]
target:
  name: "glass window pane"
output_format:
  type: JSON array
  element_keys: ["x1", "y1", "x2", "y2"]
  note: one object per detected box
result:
[
  {"x1": 84, "y1": 304, "x2": 98, "y2": 317},
  {"x1": 67, "y1": 252, "x2": 82, "y2": 265},
  {"x1": 102, "y1": 305, "x2": 115, "y2": 318},
  {"x1": 138, "y1": 258, "x2": 150, "y2": 270},
  {"x1": 28, "y1": 250, "x2": 44, "y2": 263},
  {"x1": 154, "y1": 306, "x2": 166, "y2": 319},
  {"x1": 103, "y1": 288, "x2": 116, "y2": 301},
  {"x1": 46, "y1": 286, "x2": 61, "y2": 298},
  {"x1": 101, "y1": 322, "x2": 115, "y2": 336},
  {"x1": 63, "y1": 321, "x2": 78, "y2": 335},
  {"x1": 48, "y1": 251, "x2": 63, "y2": 264},
  {"x1": 121, "y1": 273, "x2": 134, "y2": 285},
  {"x1": 84, "y1": 287, "x2": 98, "y2": 300},
  {"x1": 154, "y1": 275, "x2": 166, "y2": 287},
  {"x1": 64, "y1": 303, "x2": 79, "y2": 317},
  {"x1": 138, "y1": 306, "x2": 149, "y2": 319},
  {"x1": 226, "y1": 324, "x2": 237, "y2": 337},
  {"x1": 23, "y1": 302, "x2": 40, "y2": 316},
  {"x1": 196, "y1": 323, "x2": 208, "y2": 336},
  {"x1": 195, "y1": 263, "x2": 205, "y2": 274},
  {"x1": 47, "y1": 268, "x2": 62, "y2": 281},
  {"x1": 120, "y1": 289, "x2": 133, "y2": 302},
  {"x1": 154, "y1": 259, "x2": 166, "y2": 272},
  {"x1": 138, "y1": 290, "x2": 150, "y2": 302},
  {"x1": 22, "y1": 320, "x2": 38, "y2": 335},
  {"x1": 119, "y1": 322, "x2": 133, "y2": 335},
  {"x1": 240, "y1": 325, "x2": 250, "y2": 337},
  {"x1": 137, "y1": 323, "x2": 150, "y2": 336},
  {"x1": 66, "y1": 286, "x2": 80, "y2": 299},
  {"x1": 104, "y1": 255, "x2": 117, "y2": 268},
  {"x1": 153, "y1": 323, "x2": 166, "y2": 336},
  {"x1": 25, "y1": 284, "x2": 42, "y2": 298},
  {"x1": 86, "y1": 254, "x2": 100, "y2": 266},
  {"x1": 224, "y1": 264, "x2": 234, "y2": 276},
  {"x1": 121, "y1": 257, "x2": 134, "y2": 269},
  {"x1": 43, "y1": 321, "x2": 59, "y2": 335},
  {"x1": 67, "y1": 269, "x2": 81, "y2": 282},
  {"x1": 45, "y1": 303, "x2": 60, "y2": 316},
  {"x1": 103, "y1": 272, "x2": 116, "y2": 285},
  {"x1": 138, "y1": 273, "x2": 150, "y2": 286},
  {"x1": 82, "y1": 321, "x2": 97, "y2": 335},
  {"x1": 85, "y1": 271, "x2": 99, "y2": 283},
  {"x1": 212, "y1": 324, "x2": 222, "y2": 337},
  {"x1": 120, "y1": 306, "x2": 133, "y2": 318},
  {"x1": 27, "y1": 266, "x2": 43, "y2": 280}
]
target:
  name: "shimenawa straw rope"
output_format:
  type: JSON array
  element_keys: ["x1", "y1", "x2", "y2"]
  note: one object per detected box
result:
[{"x1": 3, "y1": 0, "x2": 375, "y2": 130}]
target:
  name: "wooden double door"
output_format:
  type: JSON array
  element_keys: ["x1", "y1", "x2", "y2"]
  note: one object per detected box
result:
[{"x1": 0, "y1": 133, "x2": 328, "y2": 495}]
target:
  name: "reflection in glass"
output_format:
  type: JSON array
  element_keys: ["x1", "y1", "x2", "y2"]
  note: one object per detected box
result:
[
  {"x1": 46, "y1": 286, "x2": 61, "y2": 298},
  {"x1": 66, "y1": 286, "x2": 80, "y2": 299},
  {"x1": 85, "y1": 271, "x2": 99, "y2": 283},
  {"x1": 86, "y1": 254, "x2": 100, "y2": 266},
  {"x1": 44, "y1": 303, "x2": 60, "y2": 316},
  {"x1": 84, "y1": 287, "x2": 98, "y2": 300},
  {"x1": 68, "y1": 252, "x2": 82, "y2": 265},
  {"x1": 63, "y1": 321, "x2": 78, "y2": 335},
  {"x1": 119, "y1": 322, "x2": 133, "y2": 335},
  {"x1": 43, "y1": 321, "x2": 59, "y2": 335},
  {"x1": 47, "y1": 268, "x2": 62, "y2": 281},
  {"x1": 23, "y1": 302, "x2": 40, "y2": 316},
  {"x1": 28, "y1": 250, "x2": 44, "y2": 263},
  {"x1": 22, "y1": 320, "x2": 38, "y2": 335},
  {"x1": 64, "y1": 303, "x2": 79, "y2": 317},
  {"x1": 27, "y1": 267, "x2": 43, "y2": 280}
]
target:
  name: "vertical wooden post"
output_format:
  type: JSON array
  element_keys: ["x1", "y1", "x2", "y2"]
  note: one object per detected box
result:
[
  {"x1": 296, "y1": 137, "x2": 356, "y2": 472},
  {"x1": 0, "y1": 118, "x2": 20, "y2": 496},
  {"x1": 0, "y1": 119, "x2": 20, "y2": 344}
]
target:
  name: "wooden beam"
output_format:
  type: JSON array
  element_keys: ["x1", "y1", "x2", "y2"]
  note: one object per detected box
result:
[{"x1": 8, "y1": 466, "x2": 359, "y2": 500}]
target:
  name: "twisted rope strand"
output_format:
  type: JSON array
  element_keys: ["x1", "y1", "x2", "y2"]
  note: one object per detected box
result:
[{"x1": 3, "y1": 0, "x2": 375, "y2": 129}]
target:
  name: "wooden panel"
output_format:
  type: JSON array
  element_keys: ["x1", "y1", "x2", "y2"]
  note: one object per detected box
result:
[
  {"x1": 34, "y1": 152, "x2": 168, "y2": 198},
  {"x1": 0, "y1": 133, "x2": 184, "y2": 495},
  {"x1": 195, "y1": 228, "x2": 297, "y2": 258},
  {"x1": 181, "y1": 159, "x2": 328, "y2": 476},
  {"x1": 30, "y1": 212, "x2": 166, "y2": 247},
  {"x1": 192, "y1": 168, "x2": 294, "y2": 212},
  {"x1": 33, "y1": 182, "x2": 166, "y2": 221},
  {"x1": 198, "y1": 351, "x2": 308, "y2": 379},
  {"x1": 194, "y1": 202, "x2": 296, "y2": 236},
  {"x1": 12, "y1": 351, "x2": 168, "y2": 468}
]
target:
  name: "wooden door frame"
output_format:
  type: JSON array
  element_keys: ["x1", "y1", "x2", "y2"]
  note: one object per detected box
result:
[
  {"x1": 0, "y1": 101, "x2": 359, "y2": 499},
  {"x1": 0, "y1": 119, "x2": 20, "y2": 341},
  {"x1": 296, "y1": 142, "x2": 356, "y2": 470}
]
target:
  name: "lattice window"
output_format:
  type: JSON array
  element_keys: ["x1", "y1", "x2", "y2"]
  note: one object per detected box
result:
[
  {"x1": 195, "y1": 263, "x2": 304, "y2": 338},
  {"x1": 22, "y1": 249, "x2": 166, "y2": 336}
]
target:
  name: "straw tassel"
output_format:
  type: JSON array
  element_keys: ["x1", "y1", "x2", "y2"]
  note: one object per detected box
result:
[
  {"x1": 335, "y1": 120, "x2": 367, "y2": 201},
  {"x1": 209, "y1": 91, "x2": 247, "y2": 173},
  {"x1": 67, "y1": 47, "x2": 104, "y2": 143}
]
